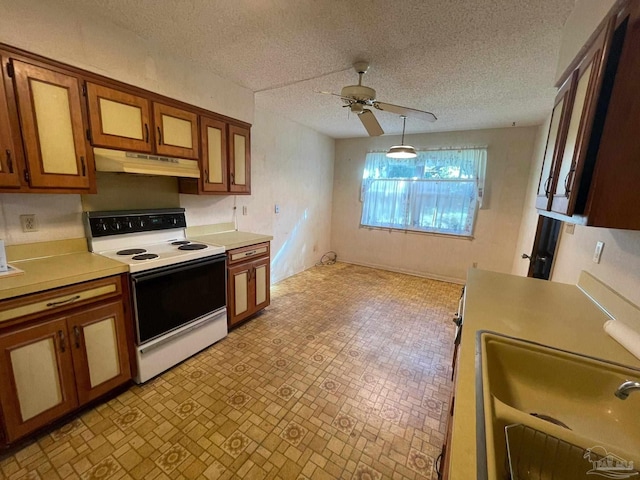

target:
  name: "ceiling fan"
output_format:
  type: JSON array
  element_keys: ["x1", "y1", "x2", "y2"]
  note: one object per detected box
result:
[{"x1": 320, "y1": 61, "x2": 437, "y2": 136}]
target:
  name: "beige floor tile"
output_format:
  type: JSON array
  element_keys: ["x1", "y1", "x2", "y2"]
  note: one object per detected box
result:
[{"x1": 0, "y1": 264, "x2": 458, "y2": 479}]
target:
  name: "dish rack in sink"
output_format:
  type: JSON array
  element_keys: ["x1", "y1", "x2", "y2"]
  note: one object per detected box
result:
[{"x1": 505, "y1": 424, "x2": 638, "y2": 480}]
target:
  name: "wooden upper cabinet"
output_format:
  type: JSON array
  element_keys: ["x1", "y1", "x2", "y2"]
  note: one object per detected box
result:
[
  {"x1": 12, "y1": 60, "x2": 91, "y2": 190},
  {"x1": 535, "y1": 73, "x2": 575, "y2": 211},
  {"x1": 551, "y1": 18, "x2": 615, "y2": 215},
  {"x1": 86, "y1": 82, "x2": 152, "y2": 153},
  {"x1": 229, "y1": 125, "x2": 251, "y2": 194},
  {"x1": 200, "y1": 116, "x2": 228, "y2": 192},
  {"x1": 86, "y1": 84, "x2": 198, "y2": 159},
  {"x1": 0, "y1": 58, "x2": 20, "y2": 188},
  {"x1": 153, "y1": 102, "x2": 199, "y2": 159}
]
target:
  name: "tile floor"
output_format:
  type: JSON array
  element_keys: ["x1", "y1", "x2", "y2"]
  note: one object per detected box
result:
[{"x1": 0, "y1": 263, "x2": 461, "y2": 480}]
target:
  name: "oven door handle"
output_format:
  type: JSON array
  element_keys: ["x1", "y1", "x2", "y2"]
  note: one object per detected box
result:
[{"x1": 131, "y1": 254, "x2": 226, "y2": 283}]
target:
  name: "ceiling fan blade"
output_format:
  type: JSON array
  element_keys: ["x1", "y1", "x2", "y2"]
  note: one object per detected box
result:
[
  {"x1": 374, "y1": 102, "x2": 437, "y2": 122},
  {"x1": 358, "y1": 110, "x2": 384, "y2": 136},
  {"x1": 317, "y1": 90, "x2": 353, "y2": 102}
]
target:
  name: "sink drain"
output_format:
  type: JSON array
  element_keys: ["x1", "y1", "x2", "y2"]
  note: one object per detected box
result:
[{"x1": 530, "y1": 413, "x2": 571, "y2": 430}]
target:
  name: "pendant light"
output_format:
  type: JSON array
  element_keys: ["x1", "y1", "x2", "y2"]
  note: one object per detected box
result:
[{"x1": 386, "y1": 115, "x2": 417, "y2": 158}]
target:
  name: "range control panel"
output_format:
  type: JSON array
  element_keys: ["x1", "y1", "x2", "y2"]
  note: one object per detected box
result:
[{"x1": 86, "y1": 208, "x2": 187, "y2": 238}]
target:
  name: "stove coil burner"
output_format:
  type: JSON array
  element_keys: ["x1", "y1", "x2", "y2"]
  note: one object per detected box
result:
[
  {"x1": 178, "y1": 244, "x2": 208, "y2": 250},
  {"x1": 117, "y1": 248, "x2": 147, "y2": 256},
  {"x1": 171, "y1": 241, "x2": 190, "y2": 245},
  {"x1": 132, "y1": 253, "x2": 159, "y2": 260}
]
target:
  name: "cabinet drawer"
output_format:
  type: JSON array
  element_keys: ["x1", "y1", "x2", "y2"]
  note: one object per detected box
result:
[
  {"x1": 227, "y1": 242, "x2": 270, "y2": 264},
  {"x1": 0, "y1": 276, "x2": 122, "y2": 324}
]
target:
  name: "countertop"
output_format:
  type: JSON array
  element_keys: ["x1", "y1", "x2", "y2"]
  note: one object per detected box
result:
[
  {"x1": 0, "y1": 239, "x2": 128, "y2": 302},
  {"x1": 449, "y1": 269, "x2": 640, "y2": 480},
  {"x1": 188, "y1": 228, "x2": 273, "y2": 250},
  {"x1": 0, "y1": 227, "x2": 272, "y2": 302}
]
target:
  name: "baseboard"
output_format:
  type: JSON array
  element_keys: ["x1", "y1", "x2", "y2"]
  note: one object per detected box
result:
[{"x1": 337, "y1": 259, "x2": 466, "y2": 285}]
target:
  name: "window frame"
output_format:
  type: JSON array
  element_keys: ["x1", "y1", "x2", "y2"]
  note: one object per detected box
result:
[{"x1": 359, "y1": 148, "x2": 486, "y2": 238}]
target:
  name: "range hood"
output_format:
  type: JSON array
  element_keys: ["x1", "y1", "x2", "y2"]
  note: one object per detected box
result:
[{"x1": 94, "y1": 148, "x2": 200, "y2": 178}]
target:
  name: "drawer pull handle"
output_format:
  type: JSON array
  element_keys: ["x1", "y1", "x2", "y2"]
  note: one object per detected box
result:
[
  {"x1": 144, "y1": 123, "x2": 149, "y2": 143},
  {"x1": 245, "y1": 250, "x2": 257, "y2": 256},
  {"x1": 435, "y1": 452, "x2": 444, "y2": 478},
  {"x1": 58, "y1": 330, "x2": 66, "y2": 352},
  {"x1": 73, "y1": 326, "x2": 81, "y2": 349},
  {"x1": 204, "y1": 169, "x2": 208, "y2": 183},
  {"x1": 46, "y1": 295, "x2": 81, "y2": 308},
  {"x1": 157, "y1": 126, "x2": 162, "y2": 145}
]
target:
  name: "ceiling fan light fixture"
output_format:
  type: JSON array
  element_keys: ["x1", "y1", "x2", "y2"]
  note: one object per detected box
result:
[
  {"x1": 386, "y1": 115, "x2": 417, "y2": 158},
  {"x1": 386, "y1": 145, "x2": 417, "y2": 158}
]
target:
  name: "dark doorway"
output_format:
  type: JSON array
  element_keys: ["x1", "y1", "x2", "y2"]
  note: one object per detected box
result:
[{"x1": 523, "y1": 216, "x2": 562, "y2": 280}]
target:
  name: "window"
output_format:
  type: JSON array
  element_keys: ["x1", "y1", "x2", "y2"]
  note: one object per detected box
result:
[{"x1": 360, "y1": 147, "x2": 486, "y2": 237}]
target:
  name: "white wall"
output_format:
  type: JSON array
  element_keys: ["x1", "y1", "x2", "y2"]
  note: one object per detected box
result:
[
  {"x1": 182, "y1": 108, "x2": 335, "y2": 283},
  {"x1": 0, "y1": 0, "x2": 335, "y2": 284},
  {"x1": 331, "y1": 127, "x2": 537, "y2": 283},
  {"x1": 512, "y1": 0, "x2": 640, "y2": 307}
]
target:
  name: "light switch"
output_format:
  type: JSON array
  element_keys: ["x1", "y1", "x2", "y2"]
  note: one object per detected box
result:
[{"x1": 593, "y1": 241, "x2": 604, "y2": 264}]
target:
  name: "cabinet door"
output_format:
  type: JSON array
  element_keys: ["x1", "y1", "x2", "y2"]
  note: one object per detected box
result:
[
  {"x1": 227, "y1": 262, "x2": 251, "y2": 327},
  {"x1": 551, "y1": 19, "x2": 614, "y2": 215},
  {"x1": 0, "y1": 318, "x2": 77, "y2": 442},
  {"x1": 68, "y1": 302, "x2": 131, "y2": 405},
  {"x1": 200, "y1": 116, "x2": 228, "y2": 192},
  {"x1": 251, "y1": 256, "x2": 270, "y2": 313},
  {"x1": 12, "y1": 60, "x2": 91, "y2": 190},
  {"x1": 153, "y1": 103, "x2": 199, "y2": 159},
  {"x1": 86, "y1": 82, "x2": 152, "y2": 153},
  {"x1": 535, "y1": 73, "x2": 575, "y2": 210},
  {"x1": 228, "y1": 125, "x2": 251, "y2": 194},
  {"x1": 0, "y1": 59, "x2": 20, "y2": 188}
]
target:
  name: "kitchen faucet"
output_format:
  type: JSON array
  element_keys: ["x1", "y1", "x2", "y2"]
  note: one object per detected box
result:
[{"x1": 614, "y1": 380, "x2": 640, "y2": 399}]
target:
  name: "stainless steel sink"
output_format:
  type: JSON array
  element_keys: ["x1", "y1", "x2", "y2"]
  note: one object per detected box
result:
[{"x1": 476, "y1": 331, "x2": 640, "y2": 479}]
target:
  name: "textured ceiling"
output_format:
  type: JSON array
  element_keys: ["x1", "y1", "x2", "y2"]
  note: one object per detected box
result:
[{"x1": 57, "y1": 0, "x2": 575, "y2": 138}]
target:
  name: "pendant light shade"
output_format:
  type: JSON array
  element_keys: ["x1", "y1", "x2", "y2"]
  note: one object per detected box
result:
[
  {"x1": 386, "y1": 115, "x2": 417, "y2": 158},
  {"x1": 386, "y1": 145, "x2": 417, "y2": 158}
]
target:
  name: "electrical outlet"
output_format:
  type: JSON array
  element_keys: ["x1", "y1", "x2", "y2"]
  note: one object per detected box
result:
[
  {"x1": 20, "y1": 214, "x2": 38, "y2": 232},
  {"x1": 242, "y1": 206, "x2": 248, "y2": 216},
  {"x1": 565, "y1": 224, "x2": 575, "y2": 235},
  {"x1": 593, "y1": 241, "x2": 604, "y2": 264}
]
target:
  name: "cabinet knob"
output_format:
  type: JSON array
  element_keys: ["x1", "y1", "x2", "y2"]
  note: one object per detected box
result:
[
  {"x1": 5, "y1": 149, "x2": 13, "y2": 173},
  {"x1": 543, "y1": 176, "x2": 552, "y2": 198},
  {"x1": 73, "y1": 326, "x2": 81, "y2": 349},
  {"x1": 58, "y1": 330, "x2": 66, "y2": 353}
]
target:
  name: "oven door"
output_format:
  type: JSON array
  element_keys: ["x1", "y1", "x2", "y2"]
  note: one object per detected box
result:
[{"x1": 131, "y1": 254, "x2": 226, "y2": 345}]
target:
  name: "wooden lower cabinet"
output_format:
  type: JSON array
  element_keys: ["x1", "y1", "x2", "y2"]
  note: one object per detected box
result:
[
  {"x1": 227, "y1": 243, "x2": 270, "y2": 328},
  {"x1": 0, "y1": 318, "x2": 77, "y2": 442},
  {"x1": 0, "y1": 299, "x2": 130, "y2": 443},
  {"x1": 68, "y1": 302, "x2": 130, "y2": 405}
]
